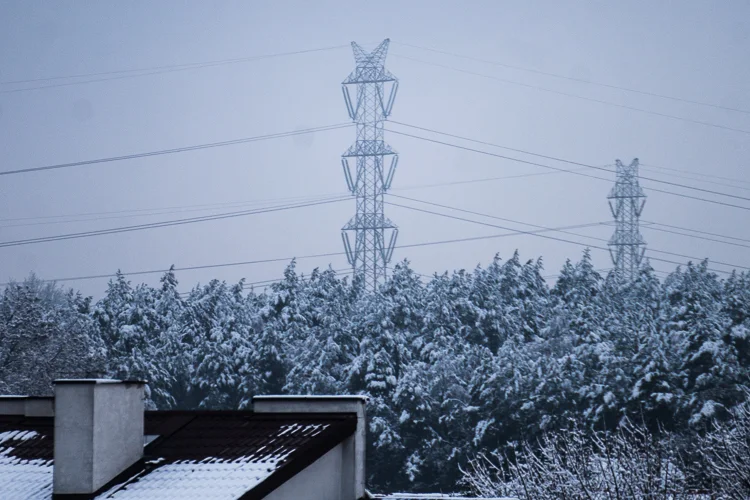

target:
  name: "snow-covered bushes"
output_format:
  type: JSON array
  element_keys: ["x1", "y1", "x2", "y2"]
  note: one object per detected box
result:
[
  {"x1": 699, "y1": 396, "x2": 750, "y2": 499},
  {"x1": 462, "y1": 419, "x2": 693, "y2": 499}
]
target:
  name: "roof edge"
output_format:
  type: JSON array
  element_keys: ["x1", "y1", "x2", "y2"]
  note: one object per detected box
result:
[
  {"x1": 54, "y1": 379, "x2": 146, "y2": 385},
  {"x1": 239, "y1": 415, "x2": 357, "y2": 500},
  {"x1": 253, "y1": 395, "x2": 369, "y2": 402}
]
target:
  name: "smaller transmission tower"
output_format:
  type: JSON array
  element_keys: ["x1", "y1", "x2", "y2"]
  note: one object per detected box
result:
[
  {"x1": 340, "y1": 39, "x2": 399, "y2": 291},
  {"x1": 608, "y1": 158, "x2": 647, "y2": 280}
]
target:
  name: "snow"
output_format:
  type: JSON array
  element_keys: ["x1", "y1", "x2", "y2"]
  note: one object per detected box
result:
[
  {"x1": 689, "y1": 400, "x2": 719, "y2": 425},
  {"x1": 277, "y1": 422, "x2": 328, "y2": 437},
  {"x1": 0, "y1": 432, "x2": 52, "y2": 500},
  {"x1": 97, "y1": 458, "x2": 282, "y2": 499},
  {"x1": 254, "y1": 395, "x2": 369, "y2": 401},
  {"x1": 0, "y1": 431, "x2": 39, "y2": 443}
]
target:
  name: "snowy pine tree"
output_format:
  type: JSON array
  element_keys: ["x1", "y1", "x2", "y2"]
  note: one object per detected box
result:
[
  {"x1": 284, "y1": 267, "x2": 360, "y2": 395},
  {"x1": 0, "y1": 275, "x2": 104, "y2": 395},
  {"x1": 181, "y1": 279, "x2": 254, "y2": 409},
  {"x1": 666, "y1": 261, "x2": 741, "y2": 425}
]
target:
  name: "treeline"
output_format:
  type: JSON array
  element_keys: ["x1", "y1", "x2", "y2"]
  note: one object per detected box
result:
[{"x1": 0, "y1": 250, "x2": 748, "y2": 492}]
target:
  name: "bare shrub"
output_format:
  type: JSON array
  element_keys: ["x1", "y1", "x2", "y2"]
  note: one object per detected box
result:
[
  {"x1": 700, "y1": 396, "x2": 750, "y2": 499},
  {"x1": 462, "y1": 419, "x2": 694, "y2": 499}
]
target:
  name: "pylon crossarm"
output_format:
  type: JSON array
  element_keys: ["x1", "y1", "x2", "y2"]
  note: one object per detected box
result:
[
  {"x1": 341, "y1": 232, "x2": 355, "y2": 265},
  {"x1": 342, "y1": 86, "x2": 356, "y2": 119},
  {"x1": 636, "y1": 198, "x2": 646, "y2": 217},
  {"x1": 382, "y1": 81, "x2": 399, "y2": 116},
  {"x1": 383, "y1": 155, "x2": 398, "y2": 191}
]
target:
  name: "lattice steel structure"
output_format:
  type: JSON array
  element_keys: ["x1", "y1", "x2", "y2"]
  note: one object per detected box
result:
[
  {"x1": 340, "y1": 39, "x2": 399, "y2": 291},
  {"x1": 608, "y1": 158, "x2": 647, "y2": 280}
]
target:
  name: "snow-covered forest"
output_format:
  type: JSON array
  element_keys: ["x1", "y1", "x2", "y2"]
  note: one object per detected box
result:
[{"x1": 1, "y1": 249, "x2": 749, "y2": 494}]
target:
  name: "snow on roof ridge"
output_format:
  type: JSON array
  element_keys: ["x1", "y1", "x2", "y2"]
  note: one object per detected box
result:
[
  {"x1": 0, "y1": 430, "x2": 40, "y2": 444},
  {"x1": 53, "y1": 378, "x2": 146, "y2": 384},
  {"x1": 253, "y1": 394, "x2": 369, "y2": 400},
  {"x1": 97, "y1": 458, "x2": 285, "y2": 499}
]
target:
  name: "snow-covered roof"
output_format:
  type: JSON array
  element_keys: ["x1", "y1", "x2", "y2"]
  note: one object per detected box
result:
[
  {"x1": 0, "y1": 428, "x2": 54, "y2": 499},
  {"x1": 0, "y1": 411, "x2": 356, "y2": 499},
  {"x1": 98, "y1": 458, "x2": 283, "y2": 499}
]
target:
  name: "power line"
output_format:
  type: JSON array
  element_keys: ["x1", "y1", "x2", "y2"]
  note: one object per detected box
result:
[
  {"x1": 29, "y1": 252, "x2": 350, "y2": 287},
  {"x1": 392, "y1": 169, "x2": 750, "y2": 253},
  {"x1": 637, "y1": 165, "x2": 750, "y2": 193},
  {"x1": 645, "y1": 220, "x2": 750, "y2": 244},
  {"x1": 0, "y1": 193, "x2": 343, "y2": 229},
  {"x1": 599, "y1": 161, "x2": 750, "y2": 194},
  {"x1": 1, "y1": 171, "x2": 581, "y2": 228},
  {"x1": 642, "y1": 224, "x2": 750, "y2": 250},
  {"x1": 8, "y1": 203, "x2": 744, "y2": 286},
  {"x1": 640, "y1": 162, "x2": 750, "y2": 188},
  {"x1": 5, "y1": 219, "x2": 653, "y2": 286},
  {"x1": 393, "y1": 41, "x2": 750, "y2": 116},
  {"x1": 0, "y1": 123, "x2": 350, "y2": 177},
  {"x1": 0, "y1": 44, "x2": 351, "y2": 93},
  {"x1": 0, "y1": 170, "x2": 594, "y2": 231},
  {"x1": 388, "y1": 193, "x2": 750, "y2": 271},
  {"x1": 0, "y1": 197, "x2": 348, "y2": 249},
  {"x1": 396, "y1": 169, "x2": 582, "y2": 190},
  {"x1": 387, "y1": 126, "x2": 750, "y2": 212},
  {"x1": 390, "y1": 121, "x2": 750, "y2": 203},
  {"x1": 390, "y1": 53, "x2": 750, "y2": 136},
  {"x1": 388, "y1": 192, "x2": 611, "y2": 240},
  {"x1": 385, "y1": 197, "x2": 737, "y2": 275},
  {"x1": 0, "y1": 192, "x2": 344, "y2": 224}
]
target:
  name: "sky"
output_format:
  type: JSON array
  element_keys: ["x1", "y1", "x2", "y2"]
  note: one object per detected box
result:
[{"x1": 0, "y1": 1, "x2": 749, "y2": 297}]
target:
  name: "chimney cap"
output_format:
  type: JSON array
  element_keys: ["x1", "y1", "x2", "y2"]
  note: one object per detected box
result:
[
  {"x1": 253, "y1": 395, "x2": 369, "y2": 402},
  {"x1": 53, "y1": 378, "x2": 146, "y2": 385}
]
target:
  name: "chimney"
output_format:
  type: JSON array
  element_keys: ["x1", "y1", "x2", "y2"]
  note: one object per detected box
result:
[
  {"x1": 252, "y1": 395, "x2": 368, "y2": 500},
  {"x1": 0, "y1": 396, "x2": 54, "y2": 417},
  {"x1": 53, "y1": 379, "x2": 145, "y2": 496}
]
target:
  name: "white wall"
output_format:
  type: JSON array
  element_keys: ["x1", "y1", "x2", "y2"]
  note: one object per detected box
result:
[
  {"x1": 253, "y1": 395, "x2": 367, "y2": 498},
  {"x1": 265, "y1": 442, "x2": 354, "y2": 500}
]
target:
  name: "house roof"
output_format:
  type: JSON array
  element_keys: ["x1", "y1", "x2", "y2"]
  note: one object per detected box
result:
[{"x1": 0, "y1": 410, "x2": 356, "y2": 500}]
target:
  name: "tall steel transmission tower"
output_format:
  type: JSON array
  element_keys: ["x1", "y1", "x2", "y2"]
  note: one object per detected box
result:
[
  {"x1": 340, "y1": 39, "x2": 399, "y2": 291},
  {"x1": 607, "y1": 158, "x2": 647, "y2": 280}
]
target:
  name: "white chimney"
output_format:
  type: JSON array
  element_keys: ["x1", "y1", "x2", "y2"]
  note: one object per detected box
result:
[
  {"x1": 252, "y1": 395, "x2": 368, "y2": 500},
  {"x1": 53, "y1": 379, "x2": 145, "y2": 496}
]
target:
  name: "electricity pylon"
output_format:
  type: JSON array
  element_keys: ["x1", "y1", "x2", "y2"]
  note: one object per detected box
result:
[
  {"x1": 340, "y1": 39, "x2": 399, "y2": 291},
  {"x1": 608, "y1": 158, "x2": 646, "y2": 280}
]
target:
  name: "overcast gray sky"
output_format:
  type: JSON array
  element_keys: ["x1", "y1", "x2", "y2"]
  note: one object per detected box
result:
[{"x1": 1, "y1": 1, "x2": 749, "y2": 296}]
